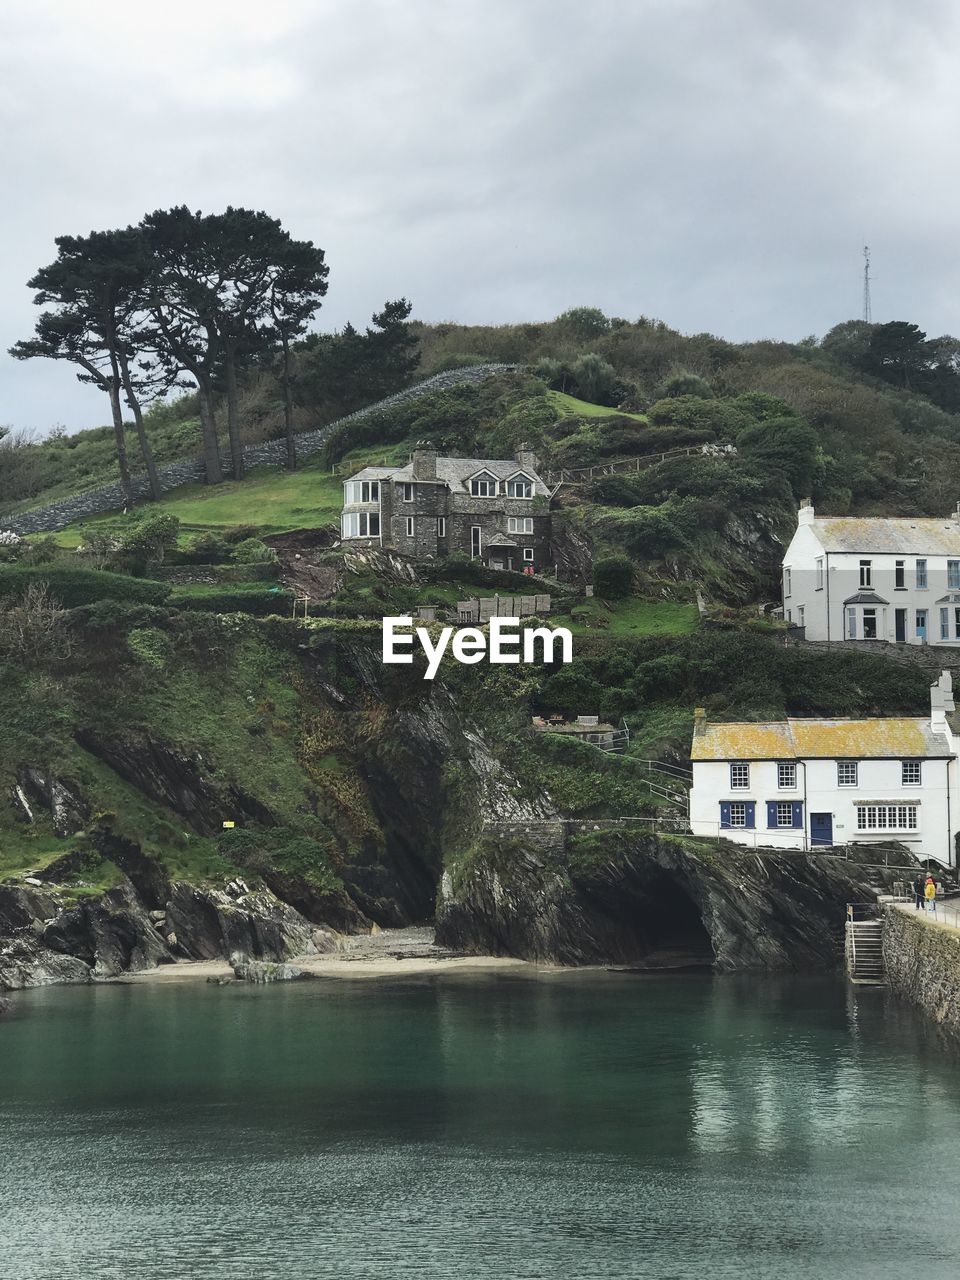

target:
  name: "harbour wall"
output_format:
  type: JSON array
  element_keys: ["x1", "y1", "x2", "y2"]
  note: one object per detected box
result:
[{"x1": 883, "y1": 905, "x2": 960, "y2": 1037}]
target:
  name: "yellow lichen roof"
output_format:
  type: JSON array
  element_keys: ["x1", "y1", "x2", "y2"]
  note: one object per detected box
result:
[
  {"x1": 812, "y1": 517, "x2": 960, "y2": 555},
  {"x1": 691, "y1": 717, "x2": 950, "y2": 760}
]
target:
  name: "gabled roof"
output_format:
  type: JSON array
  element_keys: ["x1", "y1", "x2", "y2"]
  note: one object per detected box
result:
[
  {"x1": 346, "y1": 456, "x2": 550, "y2": 497},
  {"x1": 691, "y1": 717, "x2": 952, "y2": 761},
  {"x1": 810, "y1": 517, "x2": 960, "y2": 555}
]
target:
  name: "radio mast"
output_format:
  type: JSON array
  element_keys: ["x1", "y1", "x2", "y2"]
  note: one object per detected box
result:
[{"x1": 862, "y1": 245, "x2": 872, "y2": 323}]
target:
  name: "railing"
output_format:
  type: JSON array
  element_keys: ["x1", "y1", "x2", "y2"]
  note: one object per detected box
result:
[{"x1": 542, "y1": 444, "x2": 736, "y2": 488}]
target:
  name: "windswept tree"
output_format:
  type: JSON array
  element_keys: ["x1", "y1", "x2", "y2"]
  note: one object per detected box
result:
[
  {"x1": 9, "y1": 228, "x2": 164, "y2": 504},
  {"x1": 265, "y1": 237, "x2": 329, "y2": 469},
  {"x1": 141, "y1": 206, "x2": 328, "y2": 482}
]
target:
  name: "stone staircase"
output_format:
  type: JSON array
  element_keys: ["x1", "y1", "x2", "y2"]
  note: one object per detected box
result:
[{"x1": 845, "y1": 915, "x2": 886, "y2": 984}]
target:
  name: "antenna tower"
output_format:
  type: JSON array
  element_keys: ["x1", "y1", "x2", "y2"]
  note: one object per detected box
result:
[{"x1": 862, "y1": 245, "x2": 872, "y2": 323}]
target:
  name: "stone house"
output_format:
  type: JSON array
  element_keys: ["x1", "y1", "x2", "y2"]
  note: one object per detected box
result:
[
  {"x1": 340, "y1": 447, "x2": 552, "y2": 571},
  {"x1": 689, "y1": 670, "x2": 960, "y2": 864},
  {"x1": 782, "y1": 500, "x2": 960, "y2": 644}
]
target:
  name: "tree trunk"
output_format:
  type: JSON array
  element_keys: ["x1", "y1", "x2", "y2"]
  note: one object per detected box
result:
[
  {"x1": 107, "y1": 381, "x2": 135, "y2": 507},
  {"x1": 197, "y1": 380, "x2": 224, "y2": 485},
  {"x1": 224, "y1": 350, "x2": 245, "y2": 481},
  {"x1": 281, "y1": 333, "x2": 296, "y2": 470},
  {"x1": 117, "y1": 353, "x2": 162, "y2": 501}
]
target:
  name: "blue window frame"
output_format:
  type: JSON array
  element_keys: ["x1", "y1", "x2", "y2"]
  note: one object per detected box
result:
[{"x1": 720, "y1": 801, "x2": 755, "y2": 830}]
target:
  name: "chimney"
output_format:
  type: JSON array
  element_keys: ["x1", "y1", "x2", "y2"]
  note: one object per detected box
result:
[
  {"x1": 693, "y1": 707, "x2": 707, "y2": 738},
  {"x1": 797, "y1": 499, "x2": 815, "y2": 526},
  {"x1": 515, "y1": 442, "x2": 539, "y2": 474},
  {"x1": 930, "y1": 670, "x2": 955, "y2": 733},
  {"x1": 953, "y1": 501, "x2": 960, "y2": 523},
  {"x1": 412, "y1": 449, "x2": 437, "y2": 481}
]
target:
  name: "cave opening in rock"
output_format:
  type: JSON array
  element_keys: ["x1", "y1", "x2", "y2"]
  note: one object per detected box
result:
[{"x1": 621, "y1": 871, "x2": 715, "y2": 971}]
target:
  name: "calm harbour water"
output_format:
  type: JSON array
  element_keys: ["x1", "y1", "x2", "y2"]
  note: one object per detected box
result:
[{"x1": 1, "y1": 971, "x2": 960, "y2": 1280}]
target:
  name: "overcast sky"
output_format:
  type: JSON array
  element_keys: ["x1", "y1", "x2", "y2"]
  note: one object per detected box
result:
[{"x1": 2, "y1": 0, "x2": 958, "y2": 434}]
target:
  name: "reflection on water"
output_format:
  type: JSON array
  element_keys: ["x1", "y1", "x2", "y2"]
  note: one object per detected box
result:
[{"x1": 1, "y1": 972, "x2": 959, "y2": 1279}]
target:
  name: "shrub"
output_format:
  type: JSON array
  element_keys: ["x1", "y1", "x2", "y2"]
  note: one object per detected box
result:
[
  {"x1": 655, "y1": 371, "x2": 713, "y2": 399},
  {"x1": 185, "y1": 532, "x2": 233, "y2": 563},
  {"x1": 127, "y1": 627, "x2": 173, "y2": 670},
  {"x1": 223, "y1": 524, "x2": 261, "y2": 545},
  {"x1": 593, "y1": 555, "x2": 634, "y2": 599},
  {"x1": 172, "y1": 587, "x2": 293, "y2": 616},
  {"x1": 20, "y1": 535, "x2": 60, "y2": 566},
  {"x1": 232, "y1": 538, "x2": 278, "y2": 565},
  {"x1": 121, "y1": 514, "x2": 180, "y2": 565}
]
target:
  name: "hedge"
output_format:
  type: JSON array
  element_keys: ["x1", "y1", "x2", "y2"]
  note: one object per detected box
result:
[
  {"x1": 0, "y1": 565, "x2": 171, "y2": 608},
  {"x1": 170, "y1": 587, "x2": 295, "y2": 616}
]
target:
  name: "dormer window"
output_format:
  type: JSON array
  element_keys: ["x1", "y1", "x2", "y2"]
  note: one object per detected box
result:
[
  {"x1": 470, "y1": 471, "x2": 498, "y2": 497},
  {"x1": 507, "y1": 473, "x2": 533, "y2": 498}
]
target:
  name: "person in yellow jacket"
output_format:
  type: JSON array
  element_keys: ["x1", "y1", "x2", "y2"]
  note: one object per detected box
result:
[{"x1": 925, "y1": 875, "x2": 938, "y2": 914}]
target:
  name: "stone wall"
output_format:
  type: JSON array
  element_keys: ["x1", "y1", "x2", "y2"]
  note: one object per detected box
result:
[
  {"x1": 2, "y1": 364, "x2": 520, "y2": 537},
  {"x1": 883, "y1": 905, "x2": 960, "y2": 1037}
]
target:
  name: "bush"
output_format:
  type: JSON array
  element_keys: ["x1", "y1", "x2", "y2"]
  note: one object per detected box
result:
[
  {"x1": 121, "y1": 514, "x2": 180, "y2": 565},
  {"x1": 593, "y1": 555, "x2": 634, "y2": 599},
  {"x1": 20, "y1": 535, "x2": 60, "y2": 566},
  {"x1": 232, "y1": 538, "x2": 278, "y2": 565},
  {"x1": 223, "y1": 524, "x2": 261, "y2": 545},
  {"x1": 0, "y1": 565, "x2": 171, "y2": 608},
  {"x1": 185, "y1": 532, "x2": 233, "y2": 563}
]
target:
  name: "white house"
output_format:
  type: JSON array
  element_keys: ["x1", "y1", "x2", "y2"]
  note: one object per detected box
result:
[
  {"x1": 689, "y1": 671, "x2": 960, "y2": 865},
  {"x1": 781, "y1": 500, "x2": 960, "y2": 644}
]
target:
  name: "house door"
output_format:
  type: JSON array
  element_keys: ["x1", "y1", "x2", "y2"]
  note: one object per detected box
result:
[
  {"x1": 917, "y1": 609, "x2": 928, "y2": 643},
  {"x1": 895, "y1": 608, "x2": 907, "y2": 642},
  {"x1": 810, "y1": 813, "x2": 833, "y2": 846}
]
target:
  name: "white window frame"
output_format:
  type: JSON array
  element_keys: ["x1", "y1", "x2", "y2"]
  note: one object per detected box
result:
[
  {"x1": 506, "y1": 473, "x2": 533, "y2": 498},
  {"x1": 341, "y1": 512, "x2": 380, "y2": 538},
  {"x1": 856, "y1": 804, "x2": 918, "y2": 833},
  {"x1": 862, "y1": 607, "x2": 877, "y2": 639},
  {"x1": 901, "y1": 760, "x2": 922, "y2": 786},
  {"x1": 846, "y1": 608, "x2": 857, "y2": 639},
  {"x1": 777, "y1": 762, "x2": 797, "y2": 789},
  {"x1": 837, "y1": 760, "x2": 858, "y2": 787},
  {"x1": 775, "y1": 802, "x2": 794, "y2": 828},
  {"x1": 405, "y1": 516, "x2": 415, "y2": 537},
  {"x1": 949, "y1": 561, "x2": 960, "y2": 590},
  {"x1": 859, "y1": 560, "x2": 872, "y2": 587},
  {"x1": 470, "y1": 473, "x2": 498, "y2": 498},
  {"x1": 508, "y1": 517, "x2": 534, "y2": 534},
  {"x1": 815, "y1": 558, "x2": 824, "y2": 589},
  {"x1": 345, "y1": 479, "x2": 380, "y2": 504},
  {"x1": 895, "y1": 560, "x2": 905, "y2": 590},
  {"x1": 783, "y1": 567, "x2": 792, "y2": 597},
  {"x1": 523, "y1": 547, "x2": 534, "y2": 562},
  {"x1": 730, "y1": 763, "x2": 750, "y2": 789},
  {"x1": 400, "y1": 482, "x2": 414, "y2": 502},
  {"x1": 941, "y1": 608, "x2": 950, "y2": 641},
  {"x1": 916, "y1": 559, "x2": 928, "y2": 589},
  {"x1": 729, "y1": 802, "x2": 747, "y2": 828},
  {"x1": 437, "y1": 516, "x2": 446, "y2": 537}
]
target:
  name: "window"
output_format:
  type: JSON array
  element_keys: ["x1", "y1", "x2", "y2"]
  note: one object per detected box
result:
[
  {"x1": 949, "y1": 561, "x2": 960, "y2": 590},
  {"x1": 341, "y1": 512, "x2": 380, "y2": 538},
  {"x1": 720, "y1": 801, "x2": 755, "y2": 830},
  {"x1": 837, "y1": 761, "x2": 858, "y2": 787},
  {"x1": 400, "y1": 482, "x2": 414, "y2": 502},
  {"x1": 775, "y1": 802, "x2": 795, "y2": 828},
  {"x1": 895, "y1": 560, "x2": 905, "y2": 589},
  {"x1": 862, "y1": 608, "x2": 877, "y2": 639},
  {"x1": 942, "y1": 608, "x2": 950, "y2": 640},
  {"x1": 437, "y1": 517, "x2": 446, "y2": 537},
  {"x1": 507, "y1": 474, "x2": 533, "y2": 498},
  {"x1": 345, "y1": 479, "x2": 379, "y2": 504},
  {"x1": 508, "y1": 517, "x2": 534, "y2": 534},
  {"x1": 797, "y1": 606, "x2": 805, "y2": 628},
  {"x1": 470, "y1": 526, "x2": 482, "y2": 558},
  {"x1": 955, "y1": 607, "x2": 960, "y2": 640},
  {"x1": 859, "y1": 560, "x2": 872, "y2": 587},
  {"x1": 816, "y1": 558, "x2": 824, "y2": 589},
  {"x1": 523, "y1": 548, "x2": 534, "y2": 562},
  {"x1": 856, "y1": 804, "x2": 918, "y2": 832},
  {"x1": 729, "y1": 802, "x2": 747, "y2": 828},
  {"x1": 916, "y1": 559, "x2": 928, "y2": 589},
  {"x1": 901, "y1": 760, "x2": 922, "y2": 786},
  {"x1": 405, "y1": 516, "x2": 415, "y2": 537},
  {"x1": 777, "y1": 762, "x2": 797, "y2": 789},
  {"x1": 470, "y1": 474, "x2": 497, "y2": 497},
  {"x1": 730, "y1": 763, "x2": 750, "y2": 789},
  {"x1": 846, "y1": 608, "x2": 857, "y2": 639},
  {"x1": 784, "y1": 567, "x2": 792, "y2": 597}
]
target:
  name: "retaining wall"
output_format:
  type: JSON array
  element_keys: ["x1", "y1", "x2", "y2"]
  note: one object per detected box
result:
[
  {"x1": 2, "y1": 364, "x2": 520, "y2": 536},
  {"x1": 883, "y1": 905, "x2": 960, "y2": 1036}
]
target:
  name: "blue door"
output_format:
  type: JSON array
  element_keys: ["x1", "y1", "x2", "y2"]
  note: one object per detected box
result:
[{"x1": 810, "y1": 812, "x2": 833, "y2": 845}]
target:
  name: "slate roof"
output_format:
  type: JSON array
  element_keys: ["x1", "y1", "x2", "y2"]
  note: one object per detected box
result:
[
  {"x1": 810, "y1": 517, "x2": 960, "y2": 555},
  {"x1": 691, "y1": 717, "x2": 952, "y2": 761},
  {"x1": 346, "y1": 457, "x2": 549, "y2": 497}
]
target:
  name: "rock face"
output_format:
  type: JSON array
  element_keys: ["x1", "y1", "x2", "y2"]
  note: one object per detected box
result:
[
  {"x1": 42, "y1": 882, "x2": 173, "y2": 977},
  {"x1": 0, "y1": 940, "x2": 92, "y2": 991},
  {"x1": 165, "y1": 882, "x2": 334, "y2": 962},
  {"x1": 230, "y1": 955, "x2": 311, "y2": 983},
  {"x1": 14, "y1": 765, "x2": 88, "y2": 836},
  {"x1": 436, "y1": 826, "x2": 883, "y2": 971}
]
